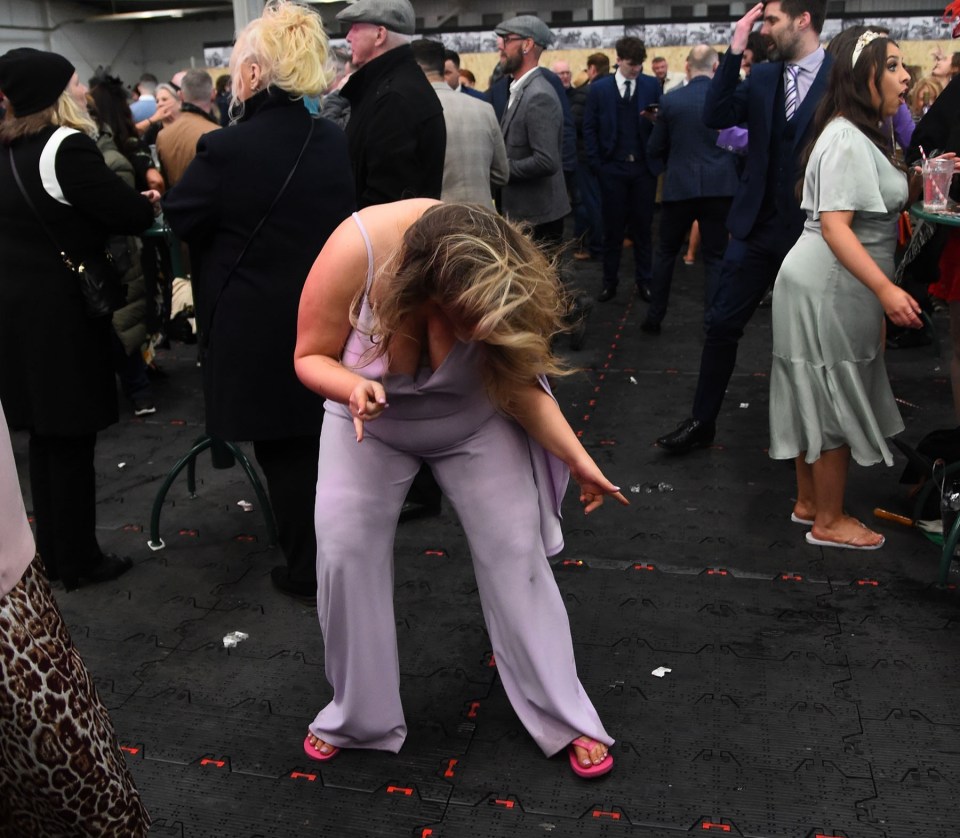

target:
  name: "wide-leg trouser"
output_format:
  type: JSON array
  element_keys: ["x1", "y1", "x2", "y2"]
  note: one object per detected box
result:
[{"x1": 309, "y1": 411, "x2": 612, "y2": 757}]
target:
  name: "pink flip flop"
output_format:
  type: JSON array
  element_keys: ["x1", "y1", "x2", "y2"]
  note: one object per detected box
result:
[
  {"x1": 568, "y1": 736, "x2": 613, "y2": 778},
  {"x1": 303, "y1": 734, "x2": 340, "y2": 762}
]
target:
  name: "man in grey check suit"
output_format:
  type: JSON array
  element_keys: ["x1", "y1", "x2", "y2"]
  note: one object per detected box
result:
[
  {"x1": 411, "y1": 39, "x2": 508, "y2": 206},
  {"x1": 493, "y1": 15, "x2": 569, "y2": 245},
  {"x1": 642, "y1": 44, "x2": 739, "y2": 333}
]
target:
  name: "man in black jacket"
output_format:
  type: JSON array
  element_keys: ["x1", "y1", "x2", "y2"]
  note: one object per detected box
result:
[
  {"x1": 336, "y1": 0, "x2": 446, "y2": 208},
  {"x1": 336, "y1": 0, "x2": 447, "y2": 520}
]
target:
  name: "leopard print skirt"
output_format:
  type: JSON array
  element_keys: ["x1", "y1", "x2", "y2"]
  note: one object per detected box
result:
[{"x1": 0, "y1": 556, "x2": 150, "y2": 837}]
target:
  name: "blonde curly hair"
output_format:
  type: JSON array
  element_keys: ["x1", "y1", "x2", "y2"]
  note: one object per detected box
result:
[
  {"x1": 230, "y1": 0, "x2": 330, "y2": 117},
  {"x1": 365, "y1": 203, "x2": 574, "y2": 415}
]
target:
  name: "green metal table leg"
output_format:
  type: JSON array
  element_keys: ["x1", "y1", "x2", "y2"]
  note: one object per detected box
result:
[
  {"x1": 939, "y1": 512, "x2": 960, "y2": 586},
  {"x1": 224, "y1": 440, "x2": 278, "y2": 547},
  {"x1": 148, "y1": 437, "x2": 214, "y2": 550}
]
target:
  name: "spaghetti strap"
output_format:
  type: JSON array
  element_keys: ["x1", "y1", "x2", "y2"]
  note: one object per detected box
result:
[{"x1": 351, "y1": 212, "x2": 375, "y2": 291}]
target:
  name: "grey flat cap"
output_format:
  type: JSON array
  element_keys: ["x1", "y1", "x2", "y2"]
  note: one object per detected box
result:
[
  {"x1": 336, "y1": 0, "x2": 416, "y2": 35},
  {"x1": 494, "y1": 15, "x2": 554, "y2": 48}
]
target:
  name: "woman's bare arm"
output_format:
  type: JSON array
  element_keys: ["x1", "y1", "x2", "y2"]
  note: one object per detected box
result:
[
  {"x1": 294, "y1": 217, "x2": 388, "y2": 440},
  {"x1": 294, "y1": 199, "x2": 440, "y2": 441},
  {"x1": 820, "y1": 210, "x2": 923, "y2": 329},
  {"x1": 511, "y1": 383, "x2": 628, "y2": 514}
]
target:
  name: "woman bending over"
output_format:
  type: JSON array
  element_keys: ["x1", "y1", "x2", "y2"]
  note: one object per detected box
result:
[{"x1": 295, "y1": 200, "x2": 627, "y2": 777}]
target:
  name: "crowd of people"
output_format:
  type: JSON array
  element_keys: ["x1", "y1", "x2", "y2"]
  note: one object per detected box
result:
[{"x1": 1, "y1": 0, "x2": 959, "y2": 831}]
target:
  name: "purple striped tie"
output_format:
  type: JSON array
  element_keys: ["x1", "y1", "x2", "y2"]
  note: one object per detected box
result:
[{"x1": 784, "y1": 64, "x2": 800, "y2": 120}]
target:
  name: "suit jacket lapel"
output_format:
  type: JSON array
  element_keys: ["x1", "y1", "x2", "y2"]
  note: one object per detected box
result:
[
  {"x1": 760, "y1": 62, "x2": 780, "y2": 147},
  {"x1": 500, "y1": 83, "x2": 524, "y2": 134}
]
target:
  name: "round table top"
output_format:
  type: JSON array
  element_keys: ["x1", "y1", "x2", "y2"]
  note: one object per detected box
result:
[{"x1": 910, "y1": 201, "x2": 960, "y2": 227}]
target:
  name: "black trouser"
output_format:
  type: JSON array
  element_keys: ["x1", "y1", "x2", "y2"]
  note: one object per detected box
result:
[
  {"x1": 253, "y1": 435, "x2": 320, "y2": 586},
  {"x1": 29, "y1": 432, "x2": 101, "y2": 580},
  {"x1": 646, "y1": 196, "x2": 731, "y2": 326},
  {"x1": 598, "y1": 159, "x2": 657, "y2": 290},
  {"x1": 692, "y1": 218, "x2": 794, "y2": 424}
]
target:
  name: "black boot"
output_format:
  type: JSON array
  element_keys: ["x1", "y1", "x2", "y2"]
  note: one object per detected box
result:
[{"x1": 63, "y1": 553, "x2": 133, "y2": 592}]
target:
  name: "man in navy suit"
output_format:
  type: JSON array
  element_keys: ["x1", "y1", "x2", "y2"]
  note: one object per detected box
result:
[
  {"x1": 657, "y1": 0, "x2": 831, "y2": 453},
  {"x1": 643, "y1": 44, "x2": 740, "y2": 334},
  {"x1": 583, "y1": 36, "x2": 662, "y2": 303}
]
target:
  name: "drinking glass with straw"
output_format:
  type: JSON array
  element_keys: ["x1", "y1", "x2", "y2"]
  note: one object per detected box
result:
[{"x1": 919, "y1": 144, "x2": 953, "y2": 211}]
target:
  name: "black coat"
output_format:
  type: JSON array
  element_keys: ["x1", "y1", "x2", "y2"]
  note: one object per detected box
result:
[
  {"x1": 910, "y1": 75, "x2": 960, "y2": 200},
  {"x1": 342, "y1": 44, "x2": 445, "y2": 208},
  {"x1": 0, "y1": 126, "x2": 154, "y2": 435},
  {"x1": 163, "y1": 90, "x2": 356, "y2": 441}
]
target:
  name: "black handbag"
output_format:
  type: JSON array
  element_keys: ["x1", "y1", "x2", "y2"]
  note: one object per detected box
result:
[{"x1": 9, "y1": 147, "x2": 124, "y2": 318}]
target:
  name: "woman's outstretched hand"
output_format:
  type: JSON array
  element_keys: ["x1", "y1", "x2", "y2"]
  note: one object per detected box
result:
[
  {"x1": 348, "y1": 379, "x2": 387, "y2": 442},
  {"x1": 570, "y1": 459, "x2": 630, "y2": 515}
]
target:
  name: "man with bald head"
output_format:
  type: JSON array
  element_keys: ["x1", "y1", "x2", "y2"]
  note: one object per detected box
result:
[
  {"x1": 643, "y1": 45, "x2": 739, "y2": 334},
  {"x1": 550, "y1": 59, "x2": 573, "y2": 89}
]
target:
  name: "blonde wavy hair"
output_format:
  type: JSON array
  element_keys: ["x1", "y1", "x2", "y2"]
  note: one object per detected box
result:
[
  {"x1": 365, "y1": 203, "x2": 574, "y2": 415},
  {"x1": 1, "y1": 87, "x2": 96, "y2": 143},
  {"x1": 908, "y1": 75, "x2": 942, "y2": 118},
  {"x1": 230, "y1": 0, "x2": 329, "y2": 118}
]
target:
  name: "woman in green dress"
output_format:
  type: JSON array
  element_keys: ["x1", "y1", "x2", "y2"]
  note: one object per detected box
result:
[{"x1": 768, "y1": 31, "x2": 956, "y2": 550}]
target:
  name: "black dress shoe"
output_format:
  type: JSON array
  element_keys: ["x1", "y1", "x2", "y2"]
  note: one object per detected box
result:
[
  {"x1": 640, "y1": 320, "x2": 661, "y2": 335},
  {"x1": 398, "y1": 500, "x2": 442, "y2": 524},
  {"x1": 62, "y1": 553, "x2": 133, "y2": 592},
  {"x1": 636, "y1": 284, "x2": 653, "y2": 302},
  {"x1": 656, "y1": 418, "x2": 716, "y2": 454},
  {"x1": 270, "y1": 566, "x2": 317, "y2": 601},
  {"x1": 597, "y1": 286, "x2": 616, "y2": 303}
]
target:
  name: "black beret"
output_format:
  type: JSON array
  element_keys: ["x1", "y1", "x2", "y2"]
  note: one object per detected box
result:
[{"x1": 0, "y1": 48, "x2": 75, "y2": 117}]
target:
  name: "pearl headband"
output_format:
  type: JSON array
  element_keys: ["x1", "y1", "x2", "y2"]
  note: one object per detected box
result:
[{"x1": 852, "y1": 30, "x2": 884, "y2": 68}]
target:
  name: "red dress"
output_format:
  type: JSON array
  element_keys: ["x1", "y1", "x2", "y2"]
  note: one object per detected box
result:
[{"x1": 930, "y1": 230, "x2": 960, "y2": 302}]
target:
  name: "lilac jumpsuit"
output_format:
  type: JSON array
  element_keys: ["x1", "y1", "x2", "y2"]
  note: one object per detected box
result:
[{"x1": 309, "y1": 213, "x2": 613, "y2": 757}]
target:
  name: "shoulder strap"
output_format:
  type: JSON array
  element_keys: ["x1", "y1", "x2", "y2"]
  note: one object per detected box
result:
[
  {"x1": 8, "y1": 147, "x2": 75, "y2": 269},
  {"x1": 350, "y1": 211, "x2": 376, "y2": 291},
  {"x1": 202, "y1": 117, "x2": 316, "y2": 340}
]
